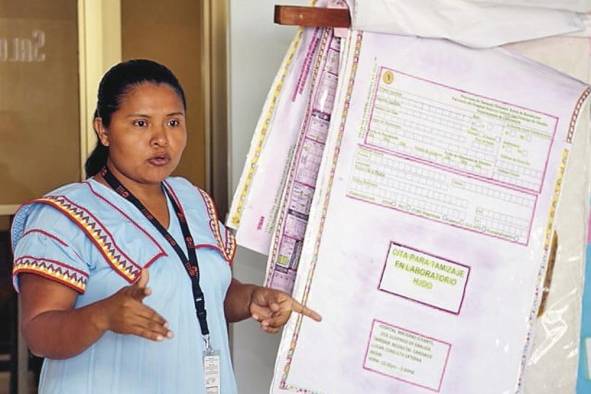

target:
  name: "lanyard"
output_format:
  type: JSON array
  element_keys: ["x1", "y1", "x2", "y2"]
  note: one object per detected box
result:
[{"x1": 100, "y1": 167, "x2": 211, "y2": 347}]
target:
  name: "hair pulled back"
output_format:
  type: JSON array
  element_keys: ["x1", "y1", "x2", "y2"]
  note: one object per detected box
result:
[{"x1": 84, "y1": 59, "x2": 186, "y2": 177}]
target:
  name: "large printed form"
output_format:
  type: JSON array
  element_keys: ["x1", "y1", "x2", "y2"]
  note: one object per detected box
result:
[{"x1": 271, "y1": 31, "x2": 591, "y2": 393}]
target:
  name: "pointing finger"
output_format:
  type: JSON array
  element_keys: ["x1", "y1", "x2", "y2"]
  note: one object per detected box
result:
[{"x1": 292, "y1": 300, "x2": 322, "y2": 322}]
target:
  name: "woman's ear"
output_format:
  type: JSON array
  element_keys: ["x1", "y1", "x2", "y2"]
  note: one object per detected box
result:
[{"x1": 94, "y1": 117, "x2": 110, "y2": 147}]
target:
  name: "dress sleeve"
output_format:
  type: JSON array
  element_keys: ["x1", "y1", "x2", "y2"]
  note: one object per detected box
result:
[{"x1": 12, "y1": 204, "x2": 93, "y2": 293}]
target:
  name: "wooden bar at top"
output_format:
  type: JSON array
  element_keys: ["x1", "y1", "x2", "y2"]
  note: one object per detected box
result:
[{"x1": 274, "y1": 5, "x2": 351, "y2": 28}]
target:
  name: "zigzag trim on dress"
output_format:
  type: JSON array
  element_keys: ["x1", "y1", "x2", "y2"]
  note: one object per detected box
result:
[
  {"x1": 196, "y1": 188, "x2": 237, "y2": 263},
  {"x1": 13, "y1": 256, "x2": 89, "y2": 293},
  {"x1": 33, "y1": 196, "x2": 145, "y2": 283}
]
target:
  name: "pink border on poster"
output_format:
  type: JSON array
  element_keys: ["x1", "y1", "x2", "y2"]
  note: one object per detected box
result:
[
  {"x1": 364, "y1": 66, "x2": 558, "y2": 195},
  {"x1": 362, "y1": 319, "x2": 452, "y2": 392},
  {"x1": 377, "y1": 241, "x2": 471, "y2": 315}
]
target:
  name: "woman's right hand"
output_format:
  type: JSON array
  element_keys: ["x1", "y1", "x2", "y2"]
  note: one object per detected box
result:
[{"x1": 96, "y1": 269, "x2": 173, "y2": 341}]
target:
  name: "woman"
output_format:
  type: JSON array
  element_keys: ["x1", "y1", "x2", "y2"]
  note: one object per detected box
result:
[{"x1": 11, "y1": 59, "x2": 320, "y2": 393}]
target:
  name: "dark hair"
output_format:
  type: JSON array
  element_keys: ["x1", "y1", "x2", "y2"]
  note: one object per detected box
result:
[{"x1": 84, "y1": 59, "x2": 187, "y2": 177}]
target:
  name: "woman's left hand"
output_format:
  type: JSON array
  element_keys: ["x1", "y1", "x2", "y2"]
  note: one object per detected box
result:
[{"x1": 249, "y1": 287, "x2": 321, "y2": 334}]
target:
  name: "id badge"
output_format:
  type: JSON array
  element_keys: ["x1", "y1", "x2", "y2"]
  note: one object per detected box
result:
[{"x1": 203, "y1": 349, "x2": 221, "y2": 394}]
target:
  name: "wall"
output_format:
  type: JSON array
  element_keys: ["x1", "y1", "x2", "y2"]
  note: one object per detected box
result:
[
  {"x1": 228, "y1": 0, "x2": 307, "y2": 393},
  {"x1": 0, "y1": 0, "x2": 80, "y2": 207}
]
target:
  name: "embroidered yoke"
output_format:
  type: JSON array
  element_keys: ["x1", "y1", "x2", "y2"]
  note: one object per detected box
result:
[{"x1": 11, "y1": 177, "x2": 237, "y2": 394}]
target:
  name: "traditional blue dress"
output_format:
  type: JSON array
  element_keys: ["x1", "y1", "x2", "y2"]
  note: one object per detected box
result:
[{"x1": 11, "y1": 177, "x2": 237, "y2": 394}]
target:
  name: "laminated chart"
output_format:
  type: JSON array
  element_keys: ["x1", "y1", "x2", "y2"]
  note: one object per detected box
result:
[
  {"x1": 227, "y1": 0, "x2": 331, "y2": 255},
  {"x1": 265, "y1": 29, "x2": 341, "y2": 293},
  {"x1": 271, "y1": 31, "x2": 591, "y2": 394}
]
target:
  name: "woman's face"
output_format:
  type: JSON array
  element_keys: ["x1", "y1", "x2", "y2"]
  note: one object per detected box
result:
[{"x1": 97, "y1": 82, "x2": 187, "y2": 185}]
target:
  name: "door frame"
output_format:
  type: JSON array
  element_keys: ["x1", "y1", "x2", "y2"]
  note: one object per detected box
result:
[
  {"x1": 0, "y1": 0, "x2": 229, "y2": 216},
  {"x1": 78, "y1": 0, "x2": 229, "y2": 213}
]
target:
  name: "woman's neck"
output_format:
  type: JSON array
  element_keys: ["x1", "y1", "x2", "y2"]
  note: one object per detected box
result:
[
  {"x1": 99, "y1": 162, "x2": 165, "y2": 203},
  {"x1": 95, "y1": 162, "x2": 170, "y2": 228}
]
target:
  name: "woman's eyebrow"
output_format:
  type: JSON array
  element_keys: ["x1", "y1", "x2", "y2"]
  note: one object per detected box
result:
[{"x1": 125, "y1": 112, "x2": 185, "y2": 117}]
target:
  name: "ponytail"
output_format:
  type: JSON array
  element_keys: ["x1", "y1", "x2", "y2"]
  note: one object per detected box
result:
[{"x1": 84, "y1": 142, "x2": 108, "y2": 178}]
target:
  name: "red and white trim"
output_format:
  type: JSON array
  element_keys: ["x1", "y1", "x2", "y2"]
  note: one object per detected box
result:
[
  {"x1": 30, "y1": 195, "x2": 161, "y2": 283},
  {"x1": 13, "y1": 256, "x2": 89, "y2": 293},
  {"x1": 195, "y1": 188, "x2": 237, "y2": 263},
  {"x1": 163, "y1": 181, "x2": 237, "y2": 264}
]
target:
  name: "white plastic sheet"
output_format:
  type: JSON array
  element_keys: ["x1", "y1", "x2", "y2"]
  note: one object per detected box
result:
[
  {"x1": 504, "y1": 36, "x2": 591, "y2": 393},
  {"x1": 472, "y1": 0, "x2": 591, "y2": 12},
  {"x1": 346, "y1": 0, "x2": 585, "y2": 47}
]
